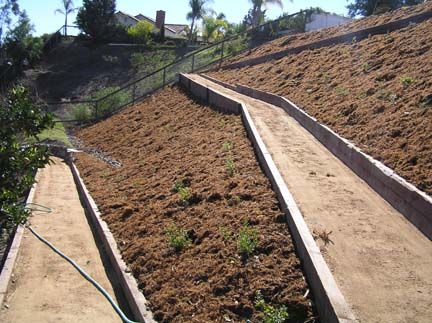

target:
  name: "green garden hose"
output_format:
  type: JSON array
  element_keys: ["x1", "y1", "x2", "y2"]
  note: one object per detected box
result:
[{"x1": 22, "y1": 204, "x2": 140, "y2": 323}]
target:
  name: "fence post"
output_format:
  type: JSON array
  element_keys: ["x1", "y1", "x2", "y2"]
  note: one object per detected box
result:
[
  {"x1": 133, "y1": 83, "x2": 136, "y2": 104},
  {"x1": 191, "y1": 53, "x2": 195, "y2": 72},
  {"x1": 163, "y1": 67, "x2": 166, "y2": 86},
  {"x1": 94, "y1": 101, "x2": 99, "y2": 120},
  {"x1": 219, "y1": 41, "x2": 225, "y2": 69}
]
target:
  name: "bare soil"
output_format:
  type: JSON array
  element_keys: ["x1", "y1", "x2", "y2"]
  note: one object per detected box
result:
[
  {"x1": 73, "y1": 86, "x2": 316, "y2": 322},
  {"x1": 208, "y1": 17, "x2": 432, "y2": 196},
  {"x1": 225, "y1": 1, "x2": 432, "y2": 66}
]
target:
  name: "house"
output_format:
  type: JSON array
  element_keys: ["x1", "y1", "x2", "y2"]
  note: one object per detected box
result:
[
  {"x1": 115, "y1": 10, "x2": 188, "y2": 39},
  {"x1": 305, "y1": 13, "x2": 352, "y2": 32}
]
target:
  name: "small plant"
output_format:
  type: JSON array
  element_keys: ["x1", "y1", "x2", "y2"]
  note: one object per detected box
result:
[
  {"x1": 313, "y1": 229, "x2": 334, "y2": 246},
  {"x1": 225, "y1": 156, "x2": 235, "y2": 177},
  {"x1": 255, "y1": 291, "x2": 289, "y2": 323},
  {"x1": 218, "y1": 226, "x2": 232, "y2": 241},
  {"x1": 165, "y1": 224, "x2": 191, "y2": 251},
  {"x1": 400, "y1": 76, "x2": 416, "y2": 87},
  {"x1": 222, "y1": 141, "x2": 233, "y2": 152},
  {"x1": 237, "y1": 222, "x2": 259, "y2": 257},
  {"x1": 172, "y1": 179, "x2": 185, "y2": 192},
  {"x1": 335, "y1": 87, "x2": 349, "y2": 97},
  {"x1": 362, "y1": 62, "x2": 370, "y2": 73},
  {"x1": 172, "y1": 180, "x2": 190, "y2": 205},
  {"x1": 178, "y1": 186, "x2": 191, "y2": 205},
  {"x1": 227, "y1": 195, "x2": 241, "y2": 206}
]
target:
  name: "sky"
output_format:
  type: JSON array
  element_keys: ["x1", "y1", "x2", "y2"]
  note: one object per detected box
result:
[{"x1": 17, "y1": 0, "x2": 352, "y2": 36}]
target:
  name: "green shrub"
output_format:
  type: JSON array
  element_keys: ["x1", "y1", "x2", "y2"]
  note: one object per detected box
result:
[
  {"x1": 128, "y1": 21, "x2": 154, "y2": 44},
  {"x1": 165, "y1": 224, "x2": 191, "y2": 251},
  {"x1": 93, "y1": 86, "x2": 131, "y2": 118},
  {"x1": 70, "y1": 103, "x2": 92, "y2": 122},
  {"x1": 255, "y1": 291, "x2": 289, "y2": 323},
  {"x1": 1, "y1": 86, "x2": 53, "y2": 230},
  {"x1": 237, "y1": 222, "x2": 259, "y2": 257}
]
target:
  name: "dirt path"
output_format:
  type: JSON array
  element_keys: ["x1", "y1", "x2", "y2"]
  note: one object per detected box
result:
[
  {"x1": 188, "y1": 74, "x2": 432, "y2": 323},
  {"x1": 0, "y1": 157, "x2": 121, "y2": 322}
]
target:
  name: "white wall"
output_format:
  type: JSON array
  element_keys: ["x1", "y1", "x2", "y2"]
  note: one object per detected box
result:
[
  {"x1": 305, "y1": 13, "x2": 352, "y2": 32},
  {"x1": 115, "y1": 14, "x2": 138, "y2": 28}
]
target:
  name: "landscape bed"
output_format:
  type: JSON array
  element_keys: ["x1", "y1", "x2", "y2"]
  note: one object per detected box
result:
[
  {"x1": 224, "y1": 1, "x2": 432, "y2": 66},
  {"x1": 208, "y1": 17, "x2": 432, "y2": 196},
  {"x1": 73, "y1": 85, "x2": 316, "y2": 322}
]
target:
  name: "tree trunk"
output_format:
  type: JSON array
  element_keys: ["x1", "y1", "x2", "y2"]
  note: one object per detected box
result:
[
  {"x1": 65, "y1": 15, "x2": 68, "y2": 36},
  {"x1": 189, "y1": 18, "x2": 195, "y2": 43}
]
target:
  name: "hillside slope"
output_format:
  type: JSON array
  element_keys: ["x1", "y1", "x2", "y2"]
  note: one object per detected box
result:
[
  {"x1": 225, "y1": 1, "x2": 432, "y2": 65},
  {"x1": 26, "y1": 40, "x2": 189, "y2": 101},
  {"x1": 208, "y1": 11, "x2": 432, "y2": 196}
]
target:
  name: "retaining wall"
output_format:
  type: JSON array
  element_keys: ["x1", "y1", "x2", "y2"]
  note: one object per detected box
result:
[
  {"x1": 180, "y1": 73, "x2": 357, "y2": 323},
  {"x1": 201, "y1": 74, "x2": 432, "y2": 241},
  {"x1": 69, "y1": 159, "x2": 156, "y2": 323}
]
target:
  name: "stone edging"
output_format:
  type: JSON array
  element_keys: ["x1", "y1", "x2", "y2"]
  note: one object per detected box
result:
[
  {"x1": 221, "y1": 10, "x2": 432, "y2": 70},
  {"x1": 179, "y1": 73, "x2": 357, "y2": 323},
  {"x1": 200, "y1": 74, "x2": 432, "y2": 240},
  {"x1": 69, "y1": 160, "x2": 156, "y2": 323},
  {"x1": 0, "y1": 170, "x2": 40, "y2": 306}
]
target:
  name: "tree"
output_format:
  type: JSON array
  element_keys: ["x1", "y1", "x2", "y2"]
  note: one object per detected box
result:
[
  {"x1": 76, "y1": 0, "x2": 116, "y2": 41},
  {"x1": 347, "y1": 0, "x2": 425, "y2": 17},
  {"x1": 4, "y1": 12, "x2": 43, "y2": 70},
  {"x1": 186, "y1": 0, "x2": 212, "y2": 42},
  {"x1": 248, "y1": 0, "x2": 288, "y2": 27},
  {"x1": 54, "y1": 0, "x2": 78, "y2": 36},
  {"x1": 0, "y1": 0, "x2": 22, "y2": 44},
  {"x1": 0, "y1": 86, "x2": 53, "y2": 231},
  {"x1": 202, "y1": 13, "x2": 229, "y2": 42}
]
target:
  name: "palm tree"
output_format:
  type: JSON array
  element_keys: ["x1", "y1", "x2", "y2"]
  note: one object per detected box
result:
[
  {"x1": 54, "y1": 0, "x2": 78, "y2": 36},
  {"x1": 249, "y1": 0, "x2": 288, "y2": 27},
  {"x1": 186, "y1": 0, "x2": 212, "y2": 42}
]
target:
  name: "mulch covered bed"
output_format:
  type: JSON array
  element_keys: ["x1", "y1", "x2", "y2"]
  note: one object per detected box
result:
[
  {"x1": 224, "y1": 1, "x2": 432, "y2": 66},
  {"x1": 208, "y1": 18, "x2": 432, "y2": 196},
  {"x1": 74, "y1": 86, "x2": 316, "y2": 322}
]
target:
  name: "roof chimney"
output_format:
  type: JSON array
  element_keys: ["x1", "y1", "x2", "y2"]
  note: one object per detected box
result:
[{"x1": 155, "y1": 10, "x2": 165, "y2": 29}]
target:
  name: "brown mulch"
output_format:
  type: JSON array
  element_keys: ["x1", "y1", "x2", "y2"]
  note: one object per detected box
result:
[
  {"x1": 208, "y1": 17, "x2": 432, "y2": 196},
  {"x1": 74, "y1": 86, "x2": 316, "y2": 322},
  {"x1": 225, "y1": 1, "x2": 432, "y2": 66}
]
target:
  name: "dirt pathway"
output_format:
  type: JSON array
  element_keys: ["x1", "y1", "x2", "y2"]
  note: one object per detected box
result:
[
  {"x1": 189, "y1": 74, "x2": 432, "y2": 323},
  {"x1": 0, "y1": 157, "x2": 121, "y2": 322}
]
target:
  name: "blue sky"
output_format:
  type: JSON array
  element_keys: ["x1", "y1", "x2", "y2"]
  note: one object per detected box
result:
[{"x1": 18, "y1": 0, "x2": 352, "y2": 36}]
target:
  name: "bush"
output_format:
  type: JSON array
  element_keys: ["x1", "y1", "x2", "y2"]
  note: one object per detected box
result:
[
  {"x1": 70, "y1": 103, "x2": 92, "y2": 121},
  {"x1": 127, "y1": 21, "x2": 154, "y2": 44},
  {"x1": 0, "y1": 86, "x2": 53, "y2": 231},
  {"x1": 92, "y1": 86, "x2": 131, "y2": 118}
]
